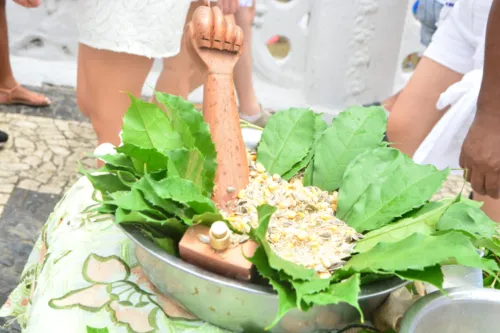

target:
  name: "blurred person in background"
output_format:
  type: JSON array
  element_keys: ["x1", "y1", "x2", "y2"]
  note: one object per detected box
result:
[
  {"x1": 0, "y1": 0, "x2": 52, "y2": 147},
  {"x1": 160, "y1": 0, "x2": 273, "y2": 128},
  {"x1": 387, "y1": 0, "x2": 500, "y2": 221}
]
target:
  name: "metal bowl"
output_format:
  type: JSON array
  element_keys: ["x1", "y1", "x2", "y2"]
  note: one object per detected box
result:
[
  {"x1": 400, "y1": 287, "x2": 500, "y2": 333},
  {"x1": 122, "y1": 225, "x2": 407, "y2": 333}
]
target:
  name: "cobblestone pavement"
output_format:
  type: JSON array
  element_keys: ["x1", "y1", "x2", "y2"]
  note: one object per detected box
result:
[{"x1": 0, "y1": 84, "x2": 471, "y2": 330}]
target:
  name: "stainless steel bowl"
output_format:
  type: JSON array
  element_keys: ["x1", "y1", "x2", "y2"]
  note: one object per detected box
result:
[
  {"x1": 121, "y1": 225, "x2": 407, "y2": 333},
  {"x1": 400, "y1": 287, "x2": 500, "y2": 333}
]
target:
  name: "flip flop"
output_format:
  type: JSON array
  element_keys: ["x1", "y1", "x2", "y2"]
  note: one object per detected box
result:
[{"x1": 0, "y1": 84, "x2": 51, "y2": 107}]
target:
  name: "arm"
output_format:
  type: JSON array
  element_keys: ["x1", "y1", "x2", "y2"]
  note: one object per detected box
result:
[
  {"x1": 477, "y1": 0, "x2": 500, "y2": 115},
  {"x1": 460, "y1": 0, "x2": 500, "y2": 198}
]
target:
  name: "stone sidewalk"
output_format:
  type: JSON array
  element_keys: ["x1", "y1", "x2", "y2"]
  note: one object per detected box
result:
[{"x1": 0, "y1": 84, "x2": 470, "y2": 331}]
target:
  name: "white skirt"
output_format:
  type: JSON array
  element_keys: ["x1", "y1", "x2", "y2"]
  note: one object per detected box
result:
[
  {"x1": 77, "y1": 0, "x2": 254, "y2": 59},
  {"x1": 77, "y1": 1, "x2": 191, "y2": 59}
]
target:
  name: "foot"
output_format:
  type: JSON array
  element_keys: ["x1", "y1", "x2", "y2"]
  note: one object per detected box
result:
[
  {"x1": 0, "y1": 84, "x2": 51, "y2": 107},
  {"x1": 0, "y1": 130, "x2": 8, "y2": 148},
  {"x1": 12, "y1": 0, "x2": 42, "y2": 8},
  {"x1": 239, "y1": 104, "x2": 273, "y2": 128}
]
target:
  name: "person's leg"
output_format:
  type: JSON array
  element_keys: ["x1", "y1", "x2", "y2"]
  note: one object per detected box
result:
[
  {"x1": 77, "y1": 43, "x2": 154, "y2": 147},
  {"x1": 155, "y1": 2, "x2": 202, "y2": 100},
  {"x1": 0, "y1": 0, "x2": 49, "y2": 106},
  {"x1": 233, "y1": 1, "x2": 260, "y2": 118},
  {"x1": 386, "y1": 57, "x2": 463, "y2": 157}
]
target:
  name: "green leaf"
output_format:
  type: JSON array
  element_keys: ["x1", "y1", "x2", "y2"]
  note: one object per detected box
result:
[
  {"x1": 291, "y1": 276, "x2": 331, "y2": 309},
  {"x1": 117, "y1": 144, "x2": 169, "y2": 173},
  {"x1": 86, "y1": 326, "x2": 109, "y2": 333},
  {"x1": 257, "y1": 109, "x2": 317, "y2": 176},
  {"x1": 282, "y1": 113, "x2": 327, "y2": 181},
  {"x1": 147, "y1": 177, "x2": 218, "y2": 214},
  {"x1": 115, "y1": 209, "x2": 187, "y2": 236},
  {"x1": 344, "y1": 232, "x2": 498, "y2": 275},
  {"x1": 437, "y1": 201, "x2": 499, "y2": 239},
  {"x1": 108, "y1": 189, "x2": 164, "y2": 217},
  {"x1": 94, "y1": 154, "x2": 137, "y2": 175},
  {"x1": 396, "y1": 265, "x2": 444, "y2": 290},
  {"x1": 79, "y1": 164, "x2": 129, "y2": 194},
  {"x1": 155, "y1": 92, "x2": 196, "y2": 148},
  {"x1": 246, "y1": 245, "x2": 297, "y2": 330},
  {"x1": 301, "y1": 274, "x2": 362, "y2": 320},
  {"x1": 155, "y1": 93, "x2": 217, "y2": 194},
  {"x1": 307, "y1": 106, "x2": 387, "y2": 191},
  {"x1": 167, "y1": 148, "x2": 206, "y2": 193},
  {"x1": 355, "y1": 199, "x2": 454, "y2": 253},
  {"x1": 338, "y1": 148, "x2": 449, "y2": 232},
  {"x1": 250, "y1": 205, "x2": 315, "y2": 280},
  {"x1": 121, "y1": 95, "x2": 183, "y2": 152},
  {"x1": 140, "y1": 227, "x2": 177, "y2": 255}
]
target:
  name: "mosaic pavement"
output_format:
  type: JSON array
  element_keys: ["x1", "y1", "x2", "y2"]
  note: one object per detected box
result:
[{"x1": 0, "y1": 84, "x2": 471, "y2": 331}]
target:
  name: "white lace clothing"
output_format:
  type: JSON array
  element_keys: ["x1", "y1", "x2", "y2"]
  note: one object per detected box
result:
[{"x1": 77, "y1": 1, "x2": 191, "y2": 58}]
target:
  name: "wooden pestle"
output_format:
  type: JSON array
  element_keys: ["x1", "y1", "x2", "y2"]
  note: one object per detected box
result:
[{"x1": 179, "y1": 4, "x2": 257, "y2": 280}]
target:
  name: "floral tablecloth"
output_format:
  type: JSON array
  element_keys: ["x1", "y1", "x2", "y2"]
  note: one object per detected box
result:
[{"x1": 0, "y1": 177, "x2": 229, "y2": 333}]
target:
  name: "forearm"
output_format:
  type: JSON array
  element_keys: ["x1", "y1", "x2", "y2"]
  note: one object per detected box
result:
[{"x1": 478, "y1": 0, "x2": 500, "y2": 115}]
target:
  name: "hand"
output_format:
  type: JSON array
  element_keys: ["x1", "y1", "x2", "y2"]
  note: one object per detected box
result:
[
  {"x1": 185, "y1": 5, "x2": 243, "y2": 74},
  {"x1": 460, "y1": 112, "x2": 500, "y2": 198},
  {"x1": 217, "y1": 0, "x2": 239, "y2": 15},
  {"x1": 12, "y1": 0, "x2": 41, "y2": 8}
]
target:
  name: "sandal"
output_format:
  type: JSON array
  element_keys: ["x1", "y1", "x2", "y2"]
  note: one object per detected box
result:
[
  {"x1": 239, "y1": 104, "x2": 275, "y2": 128},
  {"x1": 0, "y1": 84, "x2": 51, "y2": 107}
]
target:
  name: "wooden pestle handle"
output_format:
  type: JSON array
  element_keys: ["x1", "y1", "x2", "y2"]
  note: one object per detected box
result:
[{"x1": 186, "y1": 5, "x2": 249, "y2": 211}]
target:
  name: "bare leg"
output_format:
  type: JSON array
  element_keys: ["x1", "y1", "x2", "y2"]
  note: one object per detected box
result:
[
  {"x1": 0, "y1": 0, "x2": 49, "y2": 106},
  {"x1": 155, "y1": 2, "x2": 202, "y2": 99},
  {"x1": 77, "y1": 43, "x2": 154, "y2": 147},
  {"x1": 387, "y1": 57, "x2": 500, "y2": 222},
  {"x1": 234, "y1": 2, "x2": 260, "y2": 117}
]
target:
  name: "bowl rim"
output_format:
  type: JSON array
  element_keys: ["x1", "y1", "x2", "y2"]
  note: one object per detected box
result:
[{"x1": 121, "y1": 224, "x2": 408, "y2": 300}]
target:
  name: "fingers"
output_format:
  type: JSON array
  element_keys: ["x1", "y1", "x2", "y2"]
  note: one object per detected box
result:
[
  {"x1": 191, "y1": 6, "x2": 213, "y2": 48},
  {"x1": 190, "y1": 5, "x2": 243, "y2": 53},
  {"x1": 470, "y1": 168, "x2": 487, "y2": 196},
  {"x1": 212, "y1": 6, "x2": 226, "y2": 50}
]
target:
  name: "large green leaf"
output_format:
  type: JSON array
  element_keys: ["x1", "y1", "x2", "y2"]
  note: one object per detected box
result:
[
  {"x1": 147, "y1": 177, "x2": 217, "y2": 215},
  {"x1": 107, "y1": 189, "x2": 164, "y2": 218},
  {"x1": 355, "y1": 199, "x2": 454, "y2": 253},
  {"x1": 79, "y1": 165, "x2": 129, "y2": 194},
  {"x1": 121, "y1": 95, "x2": 183, "y2": 152},
  {"x1": 94, "y1": 153, "x2": 137, "y2": 175},
  {"x1": 344, "y1": 232, "x2": 498, "y2": 274},
  {"x1": 116, "y1": 144, "x2": 169, "y2": 173},
  {"x1": 115, "y1": 209, "x2": 187, "y2": 236},
  {"x1": 167, "y1": 148, "x2": 206, "y2": 193},
  {"x1": 307, "y1": 106, "x2": 387, "y2": 191},
  {"x1": 156, "y1": 93, "x2": 217, "y2": 194},
  {"x1": 301, "y1": 274, "x2": 362, "y2": 319},
  {"x1": 437, "y1": 201, "x2": 498, "y2": 239},
  {"x1": 337, "y1": 148, "x2": 449, "y2": 232},
  {"x1": 257, "y1": 109, "x2": 317, "y2": 176},
  {"x1": 132, "y1": 176, "x2": 186, "y2": 217},
  {"x1": 250, "y1": 205, "x2": 316, "y2": 281},
  {"x1": 246, "y1": 246, "x2": 297, "y2": 330},
  {"x1": 283, "y1": 113, "x2": 327, "y2": 181},
  {"x1": 155, "y1": 92, "x2": 196, "y2": 148},
  {"x1": 396, "y1": 265, "x2": 444, "y2": 290}
]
